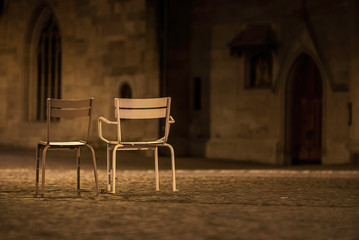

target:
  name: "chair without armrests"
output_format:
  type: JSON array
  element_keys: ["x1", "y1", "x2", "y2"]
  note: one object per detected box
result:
[
  {"x1": 35, "y1": 98, "x2": 99, "y2": 197},
  {"x1": 98, "y1": 97, "x2": 177, "y2": 193}
]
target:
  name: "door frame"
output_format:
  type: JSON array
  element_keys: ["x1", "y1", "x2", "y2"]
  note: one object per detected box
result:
[{"x1": 284, "y1": 53, "x2": 325, "y2": 165}]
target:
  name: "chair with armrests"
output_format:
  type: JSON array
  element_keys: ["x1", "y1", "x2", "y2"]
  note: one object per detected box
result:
[
  {"x1": 35, "y1": 98, "x2": 99, "y2": 197},
  {"x1": 98, "y1": 97, "x2": 177, "y2": 193}
]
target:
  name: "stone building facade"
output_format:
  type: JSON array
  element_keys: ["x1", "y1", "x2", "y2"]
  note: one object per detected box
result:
[
  {"x1": 0, "y1": 0, "x2": 161, "y2": 148},
  {"x1": 0, "y1": 0, "x2": 358, "y2": 165},
  {"x1": 165, "y1": 0, "x2": 358, "y2": 165}
]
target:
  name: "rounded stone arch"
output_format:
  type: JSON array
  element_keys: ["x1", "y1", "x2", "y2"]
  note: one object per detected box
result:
[
  {"x1": 284, "y1": 52, "x2": 325, "y2": 165},
  {"x1": 119, "y1": 82, "x2": 132, "y2": 98},
  {"x1": 23, "y1": 1, "x2": 62, "y2": 121}
]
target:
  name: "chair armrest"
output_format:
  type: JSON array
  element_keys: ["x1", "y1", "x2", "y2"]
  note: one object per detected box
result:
[
  {"x1": 99, "y1": 116, "x2": 117, "y2": 125},
  {"x1": 169, "y1": 116, "x2": 175, "y2": 124},
  {"x1": 98, "y1": 116, "x2": 118, "y2": 143},
  {"x1": 163, "y1": 116, "x2": 175, "y2": 143}
]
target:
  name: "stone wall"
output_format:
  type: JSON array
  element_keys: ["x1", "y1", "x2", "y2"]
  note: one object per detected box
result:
[
  {"x1": 0, "y1": 0, "x2": 160, "y2": 148},
  {"x1": 189, "y1": 0, "x2": 355, "y2": 164},
  {"x1": 0, "y1": 0, "x2": 357, "y2": 165}
]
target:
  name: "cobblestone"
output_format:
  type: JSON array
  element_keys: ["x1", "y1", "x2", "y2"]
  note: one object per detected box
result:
[{"x1": 0, "y1": 149, "x2": 359, "y2": 239}]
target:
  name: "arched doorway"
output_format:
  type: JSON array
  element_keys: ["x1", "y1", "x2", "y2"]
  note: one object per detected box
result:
[{"x1": 287, "y1": 54, "x2": 323, "y2": 164}]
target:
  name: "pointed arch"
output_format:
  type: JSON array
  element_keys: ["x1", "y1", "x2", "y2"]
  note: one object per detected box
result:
[
  {"x1": 285, "y1": 53, "x2": 323, "y2": 164},
  {"x1": 24, "y1": 2, "x2": 62, "y2": 121}
]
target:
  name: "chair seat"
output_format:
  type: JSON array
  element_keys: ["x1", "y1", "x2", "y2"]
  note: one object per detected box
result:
[
  {"x1": 122, "y1": 140, "x2": 165, "y2": 145},
  {"x1": 108, "y1": 139, "x2": 165, "y2": 147},
  {"x1": 39, "y1": 141, "x2": 86, "y2": 147}
]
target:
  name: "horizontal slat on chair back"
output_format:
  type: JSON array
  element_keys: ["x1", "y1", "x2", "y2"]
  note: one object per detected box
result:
[
  {"x1": 118, "y1": 98, "x2": 168, "y2": 109},
  {"x1": 50, "y1": 108, "x2": 90, "y2": 118},
  {"x1": 50, "y1": 98, "x2": 92, "y2": 108},
  {"x1": 119, "y1": 108, "x2": 167, "y2": 119}
]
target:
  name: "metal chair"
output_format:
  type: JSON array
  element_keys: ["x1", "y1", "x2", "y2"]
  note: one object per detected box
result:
[
  {"x1": 35, "y1": 98, "x2": 99, "y2": 197},
  {"x1": 98, "y1": 97, "x2": 177, "y2": 193}
]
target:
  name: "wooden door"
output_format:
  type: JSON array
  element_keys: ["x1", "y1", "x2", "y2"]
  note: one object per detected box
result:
[{"x1": 291, "y1": 55, "x2": 322, "y2": 164}]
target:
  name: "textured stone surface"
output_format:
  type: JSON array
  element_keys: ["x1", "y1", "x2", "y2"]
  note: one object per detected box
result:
[
  {"x1": 1, "y1": 165, "x2": 358, "y2": 240},
  {"x1": 0, "y1": 0, "x2": 159, "y2": 149}
]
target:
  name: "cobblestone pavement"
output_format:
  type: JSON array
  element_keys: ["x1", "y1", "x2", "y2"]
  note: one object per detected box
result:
[{"x1": 0, "y1": 149, "x2": 359, "y2": 239}]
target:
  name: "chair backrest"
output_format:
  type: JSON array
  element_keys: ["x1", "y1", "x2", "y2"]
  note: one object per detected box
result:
[
  {"x1": 114, "y1": 97, "x2": 171, "y2": 142},
  {"x1": 46, "y1": 98, "x2": 94, "y2": 143}
]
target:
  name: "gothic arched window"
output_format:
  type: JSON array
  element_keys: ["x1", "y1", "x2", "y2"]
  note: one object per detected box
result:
[
  {"x1": 36, "y1": 16, "x2": 61, "y2": 121},
  {"x1": 25, "y1": 6, "x2": 61, "y2": 121}
]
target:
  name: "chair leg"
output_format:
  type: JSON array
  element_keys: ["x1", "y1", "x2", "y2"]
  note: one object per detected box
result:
[
  {"x1": 165, "y1": 144, "x2": 178, "y2": 192},
  {"x1": 35, "y1": 144, "x2": 41, "y2": 196},
  {"x1": 41, "y1": 145, "x2": 50, "y2": 197},
  {"x1": 76, "y1": 148, "x2": 80, "y2": 195},
  {"x1": 107, "y1": 144, "x2": 111, "y2": 192},
  {"x1": 86, "y1": 144, "x2": 99, "y2": 195},
  {"x1": 154, "y1": 147, "x2": 159, "y2": 191},
  {"x1": 111, "y1": 145, "x2": 120, "y2": 194}
]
